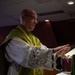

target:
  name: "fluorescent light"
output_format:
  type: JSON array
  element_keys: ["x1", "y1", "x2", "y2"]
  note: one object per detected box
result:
[
  {"x1": 45, "y1": 20, "x2": 49, "y2": 22},
  {"x1": 67, "y1": 1, "x2": 75, "y2": 5}
]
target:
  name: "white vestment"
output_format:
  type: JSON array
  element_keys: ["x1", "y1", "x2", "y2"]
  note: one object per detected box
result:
[{"x1": 5, "y1": 38, "x2": 56, "y2": 75}]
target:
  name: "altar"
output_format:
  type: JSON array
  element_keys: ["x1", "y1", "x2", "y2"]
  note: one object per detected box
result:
[{"x1": 57, "y1": 48, "x2": 75, "y2": 75}]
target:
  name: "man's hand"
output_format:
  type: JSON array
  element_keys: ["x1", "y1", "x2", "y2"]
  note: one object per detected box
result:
[{"x1": 54, "y1": 44, "x2": 71, "y2": 57}]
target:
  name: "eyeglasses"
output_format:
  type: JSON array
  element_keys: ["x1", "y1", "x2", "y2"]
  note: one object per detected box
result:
[{"x1": 25, "y1": 15, "x2": 37, "y2": 20}]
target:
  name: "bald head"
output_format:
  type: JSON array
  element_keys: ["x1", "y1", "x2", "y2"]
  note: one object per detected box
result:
[
  {"x1": 21, "y1": 9, "x2": 37, "y2": 17},
  {"x1": 20, "y1": 9, "x2": 38, "y2": 31}
]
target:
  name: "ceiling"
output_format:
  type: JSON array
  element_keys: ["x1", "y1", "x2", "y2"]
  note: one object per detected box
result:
[{"x1": 0, "y1": 0, "x2": 75, "y2": 27}]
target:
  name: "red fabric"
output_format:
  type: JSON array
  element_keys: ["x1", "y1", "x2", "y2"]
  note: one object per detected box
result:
[{"x1": 32, "y1": 22, "x2": 57, "y2": 47}]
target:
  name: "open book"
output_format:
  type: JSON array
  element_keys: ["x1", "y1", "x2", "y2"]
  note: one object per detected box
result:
[
  {"x1": 65, "y1": 48, "x2": 75, "y2": 57},
  {"x1": 56, "y1": 72, "x2": 71, "y2": 75}
]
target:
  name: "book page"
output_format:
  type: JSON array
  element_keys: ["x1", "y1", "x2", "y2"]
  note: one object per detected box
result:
[
  {"x1": 56, "y1": 72, "x2": 71, "y2": 75},
  {"x1": 65, "y1": 48, "x2": 75, "y2": 57}
]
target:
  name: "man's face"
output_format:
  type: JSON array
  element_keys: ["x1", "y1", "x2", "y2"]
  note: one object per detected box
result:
[{"x1": 24, "y1": 14, "x2": 38, "y2": 31}]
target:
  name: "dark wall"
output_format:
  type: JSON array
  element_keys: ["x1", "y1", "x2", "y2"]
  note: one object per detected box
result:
[
  {"x1": 32, "y1": 22, "x2": 57, "y2": 47},
  {"x1": 0, "y1": 26, "x2": 16, "y2": 44},
  {"x1": 51, "y1": 19, "x2": 75, "y2": 45}
]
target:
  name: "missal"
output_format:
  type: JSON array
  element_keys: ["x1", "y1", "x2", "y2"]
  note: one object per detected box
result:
[{"x1": 65, "y1": 48, "x2": 75, "y2": 58}]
